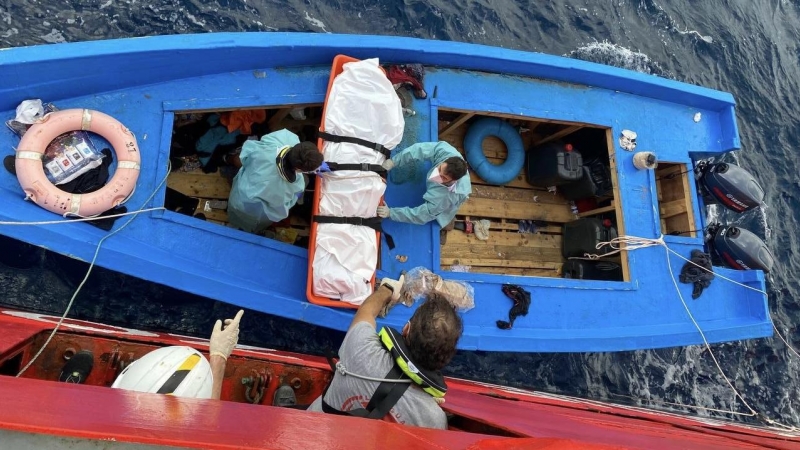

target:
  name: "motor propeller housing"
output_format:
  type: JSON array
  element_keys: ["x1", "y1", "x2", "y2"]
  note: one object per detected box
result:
[
  {"x1": 696, "y1": 162, "x2": 764, "y2": 213},
  {"x1": 706, "y1": 223, "x2": 774, "y2": 273}
]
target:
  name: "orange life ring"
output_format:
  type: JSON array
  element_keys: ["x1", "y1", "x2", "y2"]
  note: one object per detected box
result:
[{"x1": 15, "y1": 109, "x2": 140, "y2": 217}]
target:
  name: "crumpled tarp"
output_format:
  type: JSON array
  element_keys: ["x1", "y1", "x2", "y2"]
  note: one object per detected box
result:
[
  {"x1": 312, "y1": 59, "x2": 404, "y2": 304},
  {"x1": 679, "y1": 249, "x2": 714, "y2": 299}
]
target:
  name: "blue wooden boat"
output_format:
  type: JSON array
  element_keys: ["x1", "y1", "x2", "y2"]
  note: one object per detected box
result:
[{"x1": 0, "y1": 33, "x2": 772, "y2": 352}]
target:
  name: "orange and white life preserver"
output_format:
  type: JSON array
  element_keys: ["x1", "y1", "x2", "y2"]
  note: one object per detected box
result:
[{"x1": 15, "y1": 109, "x2": 141, "y2": 217}]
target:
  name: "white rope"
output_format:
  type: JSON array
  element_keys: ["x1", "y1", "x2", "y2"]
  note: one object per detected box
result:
[
  {"x1": 0, "y1": 207, "x2": 165, "y2": 225},
  {"x1": 335, "y1": 361, "x2": 412, "y2": 383},
  {"x1": 570, "y1": 235, "x2": 663, "y2": 260},
  {"x1": 16, "y1": 164, "x2": 170, "y2": 377},
  {"x1": 608, "y1": 393, "x2": 761, "y2": 417},
  {"x1": 656, "y1": 241, "x2": 800, "y2": 379},
  {"x1": 60, "y1": 184, "x2": 140, "y2": 220},
  {"x1": 586, "y1": 234, "x2": 798, "y2": 431},
  {"x1": 662, "y1": 245, "x2": 767, "y2": 295},
  {"x1": 662, "y1": 246, "x2": 759, "y2": 419},
  {"x1": 773, "y1": 322, "x2": 800, "y2": 360},
  {"x1": 335, "y1": 360, "x2": 446, "y2": 404}
]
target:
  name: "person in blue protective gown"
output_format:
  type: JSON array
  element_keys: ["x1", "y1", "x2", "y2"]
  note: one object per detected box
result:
[
  {"x1": 227, "y1": 129, "x2": 323, "y2": 234},
  {"x1": 377, "y1": 141, "x2": 471, "y2": 228}
]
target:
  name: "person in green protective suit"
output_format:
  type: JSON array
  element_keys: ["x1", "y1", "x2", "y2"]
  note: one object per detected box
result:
[
  {"x1": 377, "y1": 141, "x2": 471, "y2": 228},
  {"x1": 227, "y1": 129, "x2": 323, "y2": 234}
]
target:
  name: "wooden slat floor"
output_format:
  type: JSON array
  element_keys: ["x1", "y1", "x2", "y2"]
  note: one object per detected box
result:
[
  {"x1": 438, "y1": 118, "x2": 578, "y2": 278},
  {"x1": 166, "y1": 166, "x2": 312, "y2": 237}
]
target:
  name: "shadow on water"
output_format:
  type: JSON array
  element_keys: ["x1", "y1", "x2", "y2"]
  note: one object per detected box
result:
[
  {"x1": 0, "y1": 235, "x2": 43, "y2": 270},
  {"x1": 0, "y1": 235, "x2": 345, "y2": 355}
]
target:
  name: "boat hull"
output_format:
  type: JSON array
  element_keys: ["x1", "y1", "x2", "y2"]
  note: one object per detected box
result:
[{"x1": 0, "y1": 33, "x2": 772, "y2": 352}]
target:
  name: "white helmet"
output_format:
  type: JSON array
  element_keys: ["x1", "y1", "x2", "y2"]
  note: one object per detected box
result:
[{"x1": 111, "y1": 346, "x2": 213, "y2": 399}]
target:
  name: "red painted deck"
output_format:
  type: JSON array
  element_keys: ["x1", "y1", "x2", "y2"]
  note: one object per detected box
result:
[
  {"x1": 1, "y1": 309, "x2": 799, "y2": 449},
  {"x1": 0, "y1": 376, "x2": 603, "y2": 450}
]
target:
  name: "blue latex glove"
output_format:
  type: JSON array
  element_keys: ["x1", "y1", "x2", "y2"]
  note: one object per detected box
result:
[{"x1": 315, "y1": 161, "x2": 331, "y2": 174}]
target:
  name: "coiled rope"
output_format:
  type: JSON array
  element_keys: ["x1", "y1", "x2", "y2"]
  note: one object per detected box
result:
[{"x1": 585, "y1": 235, "x2": 798, "y2": 432}]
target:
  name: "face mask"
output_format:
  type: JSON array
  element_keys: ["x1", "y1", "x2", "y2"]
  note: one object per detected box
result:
[{"x1": 428, "y1": 166, "x2": 444, "y2": 184}]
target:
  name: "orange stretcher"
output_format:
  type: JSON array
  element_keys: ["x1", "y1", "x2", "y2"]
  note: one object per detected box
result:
[{"x1": 306, "y1": 54, "x2": 382, "y2": 309}]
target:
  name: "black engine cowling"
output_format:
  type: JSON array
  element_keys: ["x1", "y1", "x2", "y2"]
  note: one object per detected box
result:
[
  {"x1": 696, "y1": 162, "x2": 764, "y2": 213},
  {"x1": 707, "y1": 224, "x2": 774, "y2": 273}
]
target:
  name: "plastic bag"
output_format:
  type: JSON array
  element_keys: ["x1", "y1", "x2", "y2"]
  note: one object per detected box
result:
[
  {"x1": 400, "y1": 267, "x2": 475, "y2": 312},
  {"x1": 6, "y1": 101, "x2": 105, "y2": 185}
]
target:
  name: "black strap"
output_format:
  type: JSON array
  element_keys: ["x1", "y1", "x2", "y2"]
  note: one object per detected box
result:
[
  {"x1": 320, "y1": 363, "x2": 411, "y2": 419},
  {"x1": 362, "y1": 365, "x2": 410, "y2": 419},
  {"x1": 317, "y1": 131, "x2": 392, "y2": 159},
  {"x1": 314, "y1": 215, "x2": 395, "y2": 250},
  {"x1": 326, "y1": 161, "x2": 387, "y2": 175},
  {"x1": 314, "y1": 215, "x2": 383, "y2": 229}
]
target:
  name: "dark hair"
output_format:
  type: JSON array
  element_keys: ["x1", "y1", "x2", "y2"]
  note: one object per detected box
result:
[
  {"x1": 288, "y1": 142, "x2": 323, "y2": 172},
  {"x1": 442, "y1": 157, "x2": 467, "y2": 181},
  {"x1": 406, "y1": 293, "x2": 463, "y2": 371}
]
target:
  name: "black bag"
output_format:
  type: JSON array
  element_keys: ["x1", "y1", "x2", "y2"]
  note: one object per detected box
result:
[
  {"x1": 561, "y1": 218, "x2": 618, "y2": 258},
  {"x1": 560, "y1": 158, "x2": 612, "y2": 201},
  {"x1": 526, "y1": 141, "x2": 583, "y2": 187},
  {"x1": 562, "y1": 260, "x2": 622, "y2": 281}
]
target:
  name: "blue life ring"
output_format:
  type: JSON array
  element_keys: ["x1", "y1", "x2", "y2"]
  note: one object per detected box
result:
[{"x1": 463, "y1": 117, "x2": 525, "y2": 185}]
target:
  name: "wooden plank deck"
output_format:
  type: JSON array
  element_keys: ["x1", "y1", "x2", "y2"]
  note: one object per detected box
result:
[
  {"x1": 167, "y1": 165, "x2": 313, "y2": 241},
  {"x1": 438, "y1": 118, "x2": 574, "y2": 278}
]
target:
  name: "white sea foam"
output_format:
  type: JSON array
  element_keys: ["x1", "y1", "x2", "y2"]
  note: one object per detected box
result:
[
  {"x1": 641, "y1": 1, "x2": 713, "y2": 44},
  {"x1": 1, "y1": 28, "x2": 17, "y2": 39},
  {"x1": 40, "y1": 29, "x2": 66, "y2": 44},
  {"x1": 304, "y1": 11, "x2": 329, "y2": 33},
  {"x1": 184, "y1": 12, "x2": 206, "y2": 28},
  {"x1": 706, "y1": 203, "x2": 721, "y2": 226},
  {"x1": 675, "y1": 28, "x2": 713, "y2": 43},
  {"x1": 567, "y1": 41, "x2": 665, "y2": 75}
]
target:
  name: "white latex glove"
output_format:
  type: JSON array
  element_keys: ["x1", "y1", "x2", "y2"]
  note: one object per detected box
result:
[
  {"x1": 377, "y1": 204, "x2": 391, "y2": 218},
  {"x1": 381, "y1": 159, "x2": 395, "y2": 171},
  {"x1": 209, "y1": 309, "x2": 244, "y2": 360},
  {"x1": 379, "y1": 274, "x2": 405, "y2": 302}
]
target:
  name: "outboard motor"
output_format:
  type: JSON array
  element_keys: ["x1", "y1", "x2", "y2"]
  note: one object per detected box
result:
[
  {"x1": 706, "y1": 223, "x2": 774, "y2": 273},
  {"x1": 695, "y1": 161, "x2": 764, "y2": 213}
]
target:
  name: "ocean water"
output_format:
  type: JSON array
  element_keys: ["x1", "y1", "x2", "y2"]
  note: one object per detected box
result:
[{"x1": 1, "y1": 0, "x2": 799, "y2": 428}]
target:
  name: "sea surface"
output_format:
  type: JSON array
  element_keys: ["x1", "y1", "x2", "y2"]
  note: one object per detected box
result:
[{"x1": 1, "y1": 0, "x2": 799, "y2": 428}]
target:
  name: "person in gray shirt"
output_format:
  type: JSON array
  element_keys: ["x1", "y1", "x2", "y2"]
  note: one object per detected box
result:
[{"x1": 306, "y1": 275, "x2": 463, "y2": 429}]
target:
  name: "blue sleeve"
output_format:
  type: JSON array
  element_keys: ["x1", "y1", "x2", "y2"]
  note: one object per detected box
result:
[
  {"x1": 389, "y1": 186, "x2": 454, "y2": 225},
  {"x1": 389, "y1": 202, "x2": 441, "y2": 225},
  {"x1": 391, "y1": 142, "x2": 437, "y2": 168},
  {"x1": 262, "y1": 129, "x2": 301, "y2": 149},
  {"x1": 268, "y1": 176, "x2": 303, "y2": 222}
]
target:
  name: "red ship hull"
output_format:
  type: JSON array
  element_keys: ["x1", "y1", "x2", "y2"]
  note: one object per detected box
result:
[{"x1": 1, "y1": 309, "x2": 797, "y2": 449}]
